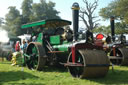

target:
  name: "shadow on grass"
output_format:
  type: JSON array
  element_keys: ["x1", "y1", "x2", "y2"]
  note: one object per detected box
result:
[
  {"x1": 41, "y1": 66, "x2": 68, "y2": 72},
  {"x1": 0, "y1": 71, "x2": 39, "y2": 83},
  {"x1": 87, "y1": 69, "x2": 128, "y2": 84}
]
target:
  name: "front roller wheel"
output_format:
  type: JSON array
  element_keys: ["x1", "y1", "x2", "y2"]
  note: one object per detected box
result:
[
  {"x1": 25, "y1": 42, "x2": 47, "y2": 70},
  {"x1": 109, "y1": 48, "x2": 128, "y2": 65},
  {"x1": 67, "y1": 49, "x2": 110, "y2": 78}
]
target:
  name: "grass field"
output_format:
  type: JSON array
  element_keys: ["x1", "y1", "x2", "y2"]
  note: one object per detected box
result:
[{"x1": 0, "y1": 61, "x2": 128, "y2": 85}]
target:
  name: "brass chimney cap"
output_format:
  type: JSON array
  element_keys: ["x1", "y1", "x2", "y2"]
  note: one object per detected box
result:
[{"x1": 72, "y1": 2, "x2": 80, "y2": 10}]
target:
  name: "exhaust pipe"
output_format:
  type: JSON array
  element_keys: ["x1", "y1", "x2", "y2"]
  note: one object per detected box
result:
[
  {"x1": 110, "y1": 16, "x2": 115, "y2": 42},
  {"x1": 72, "y1": 2, "x2": 80, "y2": 41}
]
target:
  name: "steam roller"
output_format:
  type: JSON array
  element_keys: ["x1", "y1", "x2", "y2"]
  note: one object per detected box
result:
[
  {"x1": 21, "y1": 2, "x2": 110, "y2": 78},
  {"x1": 104, "y1": 16, "x2": 128, "y2": 66},
  {"x1": 109, "y1": 47, "x2": 128, "y2": 66},
  {"x1": 67, "y1": 49, "x2": 109, "y2": 78}
]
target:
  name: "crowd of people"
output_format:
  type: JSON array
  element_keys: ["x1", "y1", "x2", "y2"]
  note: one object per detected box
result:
[
  {"x1": 11, "y1": 39, "x2": 29, "y2": 66},
  {"x1": 12, "y1": 39, "x2": 29, "y2": 53}
]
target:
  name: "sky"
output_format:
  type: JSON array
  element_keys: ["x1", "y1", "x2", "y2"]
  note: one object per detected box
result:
[{"x1": 0, "y1": 0, "x2": 113, "y2": 42}]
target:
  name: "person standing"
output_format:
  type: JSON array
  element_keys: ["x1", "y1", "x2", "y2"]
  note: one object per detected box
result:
[
  {"x1": 15, "y1": 41, "x2": 20, "y2": 52},
  {"x1": 21, "y1": 39, "x2": 28, "y2": 53}
]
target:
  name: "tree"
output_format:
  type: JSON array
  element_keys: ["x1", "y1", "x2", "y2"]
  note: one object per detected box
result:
[
  {"x1": 22, "y1": 0, "x2": 60, "y2": 22},
  {"x1": 99, "y1": 0, "x2": 128, "y2": 23},
  {"x1": 30, "y1": 0, "x2": 60, "y2": 21},
  {"x1": 46, "y1": 1, "x2": 60, "y2": 19},
  {"x1": 99, "y1": 0, "x2": 119, "y2": 20},
  {"x1": 114, "y1": 22, "x2": 127, "y2": 34},
  {"x1": 0, "y1": 17, "x2": 4, "y2": 26},
  {"x1": 4, "y1": 0, "x2": 60, "y2": 36},
  {"x1": 79, "y1": 0, "x2": 99, "y2": 30},
  {"x1": 93, "y1": 25, "x2": 110, "y2": 35},
  {"x1": 23, "y1": 0, "x2": 60, "y2": 34},
  {"x1": 117, "y1": 0, "x2": 128, "y2": 24},
  {"x1": 21, "y1": 0, "x2": 33, "y2": 23},
  {"x1": 99, "y1": 0, "x2": 128, "y2": 34},
  {"x1": 5, "y1": 6, "x2": 22, "y2": 36},
  {"x1": 93, "y1": 22, "x2": 128, "y2": 35}
]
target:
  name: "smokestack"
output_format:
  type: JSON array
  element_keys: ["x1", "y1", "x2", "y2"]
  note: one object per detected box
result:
[
  {"x1": 110, "y1": 16, "x2": 115, "y2": 42},
  {"x1": 72, "y1": 2, "x2": 80, "y2": 41}
]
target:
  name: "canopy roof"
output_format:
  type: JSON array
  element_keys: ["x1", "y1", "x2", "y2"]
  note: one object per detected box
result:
[{"x1": 21, "y1": 19, "x2": 71, "y2": 29}]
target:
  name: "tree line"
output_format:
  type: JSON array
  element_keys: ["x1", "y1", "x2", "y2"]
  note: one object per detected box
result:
[
  {"x1": 1, "y1": 0, "x2": 60, "y2": 37},
  {"x1": 0, "y1": 0, "x2": 128, "y2": 37},
  {"x1": 97, "y1": 0, "x2": 128, "y2": 34}
]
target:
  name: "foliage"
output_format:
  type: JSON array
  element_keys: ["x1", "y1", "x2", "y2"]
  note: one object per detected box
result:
[
  {"x1": 5, "y1": 6, "x2": 22, "y2": 36},
  {"x1": 93, "y1": 22, "x2": 128, "y2": 35},
  {"x1": 30, "y1": 0, "x2": 60, "y2": 22},
  {"x1": 80, "y1": 0, "x2": 99, "y2": 30},
  {"x1": 114, "y1": 22, "x2": 128, "y2": 34},
  {"x1": 4, "y1": 0, "x2": 60, "y2": 36},
  {"x1": 99, "y1": 0, "x2": 119, "y2": 20},
  {"x1": 99, "y1": 0, "x2": 128, "y2": 34},
  {"x1": 0, "y1": 61, "x2": 128, "y2": 85},
  {"x1": 21, "y1": 0, "x2": 33, "y2": 23},
  {"x1": 0, "y1": 17, "x2": 4, "y2": 26},
  {"x1": 117, "y1": 0, "x2": 128, "y2": 24},
  {"x1": 93, "y1": 25, "x2": 110, "y2": 35},
  {"x1": 99, "y1": 0, "x2": 128, "y2": 24}
]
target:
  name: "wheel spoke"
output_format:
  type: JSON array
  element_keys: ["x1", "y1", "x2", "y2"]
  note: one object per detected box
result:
[
  {"x1": 25, "y1": 43, "x2": 39, "y2": 69},
  {"x1": 25, "y1": 42, "x2": 46, "y2": 70},
  {"x1": 68, "y1": 51, "x2": 84, "y2": 78}
]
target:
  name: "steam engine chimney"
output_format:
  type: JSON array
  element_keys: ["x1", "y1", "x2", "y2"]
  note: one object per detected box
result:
[
  {"x1": 72, "y1": 2, "x2": 80, "y2": 41},
  {"x1": 110, "y1": 16, "x2": 115, "y2": 42}
]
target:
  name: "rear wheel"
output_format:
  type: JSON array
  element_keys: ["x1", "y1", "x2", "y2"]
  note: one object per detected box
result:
[{"x1": 25, "y1": 42, "x2": 47, "y2": 70}]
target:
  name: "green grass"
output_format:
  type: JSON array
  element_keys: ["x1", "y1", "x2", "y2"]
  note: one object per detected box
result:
[{"x1": 0, "y1": 61, "x2": 128, "y2": 85}]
